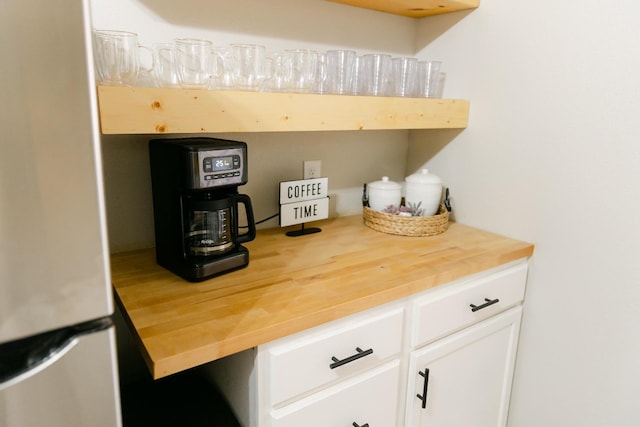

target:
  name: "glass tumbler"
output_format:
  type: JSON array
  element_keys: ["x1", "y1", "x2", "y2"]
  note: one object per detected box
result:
[
  {"x1": 283, "y1": 49, "x2": 319, "y2": 93},
  {"x1": 174, "y1": 38, "x2": 219, "y2": 89},
  {"x1": 93, "y1": 30, "x2": 152, "y2": 86},
  {"x1": 325, "y1": 50, "x2": 356, "y2": 95},
  {"x1": 361, "y1": 53, "x2": 392, "y2": 96},
  {"x1": 230, "y1": 44, "x2": 270, "y2": 91},
  {"x1": 390, "y1": 57, "x2": 418, "y2": 97},
  {"x1": 415, "y1": 61, "x2": 442, "y2": 98}
]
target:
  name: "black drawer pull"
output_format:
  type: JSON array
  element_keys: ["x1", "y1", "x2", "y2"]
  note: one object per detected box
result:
[
  {"x1": 352, "y1": 423, "x2": 369, "y2": 427},
  {"x1": 330, "y1": 347, "x2": 373, "y2": 369},
  {"x1": 416, "y1": 368, "x2": 430, "y2": 409},
  {"x1": 470, "y1": 298, "x2": 500, "y2": 312}
]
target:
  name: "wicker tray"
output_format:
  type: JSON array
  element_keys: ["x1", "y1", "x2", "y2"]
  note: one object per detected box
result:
[{"x1": 363, "y1": 204, "x2": 449, "y2": 237}]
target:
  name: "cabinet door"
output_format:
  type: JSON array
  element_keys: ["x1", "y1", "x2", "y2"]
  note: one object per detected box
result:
[{"x1": 405, "y1": 307, "x2": 522, "y2": 427}]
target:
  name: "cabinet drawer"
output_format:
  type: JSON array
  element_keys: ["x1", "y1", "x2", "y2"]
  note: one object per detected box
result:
[
  {"x1": 269, "y1": 360, "x2": 400, "y2": 427},
  {"x1": 411, "y1": 262, "x2": 527, "y2": 348},
  {"x1": 264, "y1": 306, "x2": 404, "y2": 406}
]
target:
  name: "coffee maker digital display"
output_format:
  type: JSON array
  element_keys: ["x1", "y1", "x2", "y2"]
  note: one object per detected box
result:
[
  {"x1": 204, "y1": 155, "x2": 238, "y2": 172},
  {"x1": 149, "y1": 138, "x2": 256, "y2": 282}
]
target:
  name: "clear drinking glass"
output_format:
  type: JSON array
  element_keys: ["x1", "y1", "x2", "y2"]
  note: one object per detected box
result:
[
  {"x1": 210, "y1": 46, "x2": 234, "y2": 90},
  {"x1": 415, "y1": 61, "x2": 442, "y2": 98},
  {"x1": 262, "y1": 51, "x2": 290, "y2": 92},
  {"x1": 360, "y1": 53, "x2": 392, "y2": 96},
  {"x1": 93, "y1": 30, "x2": 152, "y2": 86},
  {"x1": 174, "y1": 38, "x2": 218, "y2": 89},
  {"x1": 325, "y1": 50, "x2": 356, "y2": 95},
  {"x1": 282, "y1": 49, "x2": 319, "y2": 93},
  {"x1": 390, "y1": 57, "x2": 418, "y2": 97},
  {"x1": 350, "y1": 55, "x2": 365, "y2": 95},
  {"x1": 312, "y1": 52, "x2": 329, "y2": 94},
  {"x1": 153, "y1": 43, "x2": 178, "y2": 87},
  {"x1": 230, "y1": 44, "x2": 270, "y2": 91}
]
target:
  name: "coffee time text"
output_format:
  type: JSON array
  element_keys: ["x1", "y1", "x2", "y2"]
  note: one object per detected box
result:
[{"x1": 279, "y1": 177, "x2": 329, "y2": 227}]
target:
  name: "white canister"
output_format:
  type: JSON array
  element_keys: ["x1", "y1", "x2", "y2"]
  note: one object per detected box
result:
[
  {"x1": 367, "y1": 176, "x2": 402, "y2": 211},
  {"x1": 404, "y1": 169, "x2": 443, "y2": 216}
]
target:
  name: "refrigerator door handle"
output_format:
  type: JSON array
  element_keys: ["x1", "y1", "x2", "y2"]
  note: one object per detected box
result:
[{"x1": 0, "y1": 317, "x2": 113, "y2": 390}]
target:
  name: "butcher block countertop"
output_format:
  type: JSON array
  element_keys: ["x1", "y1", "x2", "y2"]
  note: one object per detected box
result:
[{"x1": 111, "y1": 215, "x2": 534, "y2": 379}]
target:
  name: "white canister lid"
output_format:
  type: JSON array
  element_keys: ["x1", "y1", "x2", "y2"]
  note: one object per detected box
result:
[
  {"x1": 405, "y1": 169, "x2": 442, "y2": 184},
  {"x1": 368, "y1": 176, "x2": 402, "y2": 190}
]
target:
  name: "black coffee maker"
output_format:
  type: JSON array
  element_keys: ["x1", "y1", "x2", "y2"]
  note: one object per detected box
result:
[{"x1": 149, "y1": 138, "x2": 256, "y2": 282}]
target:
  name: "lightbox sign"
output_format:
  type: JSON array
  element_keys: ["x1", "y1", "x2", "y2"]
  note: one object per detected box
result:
[{"x1": 279, "y1": 177, "x2": 329, "y2": 227}]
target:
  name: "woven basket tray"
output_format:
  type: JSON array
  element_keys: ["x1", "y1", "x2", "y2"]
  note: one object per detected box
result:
[{"x1": 363, "y1": 204, "x2": 449, "y2": 237}]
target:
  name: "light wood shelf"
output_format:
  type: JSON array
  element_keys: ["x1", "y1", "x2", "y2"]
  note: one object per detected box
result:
[
  {"x1": 96, "y1": 1, "x2": 478, "y2": 134},
  {"x1": 327, "y1": 0, "x2": 479, "y2": 18},
  {"x1": 97, "y1": 86, "x2": 469, "y2": 134}
]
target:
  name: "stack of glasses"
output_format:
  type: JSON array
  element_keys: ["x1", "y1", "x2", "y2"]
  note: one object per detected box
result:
[{"x1": 93, "y1": 30, "x2": 445, "y2": 98}]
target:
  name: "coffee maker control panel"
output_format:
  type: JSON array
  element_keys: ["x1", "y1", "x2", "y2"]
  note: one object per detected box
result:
[
  {"x1": 195, "y1": 147, "x2": 246, "y2": 189},
  {"x1": 202, "y1": 154, "x2": 240, "y2": 174}
]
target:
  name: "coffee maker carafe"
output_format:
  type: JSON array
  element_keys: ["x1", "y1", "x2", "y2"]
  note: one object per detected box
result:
[
  {"x1": 183, "y1": 192, "x2": 254, "y2": 257},
  {"x1": 149, "y1": 138, "x2": 256, "y2": 282}
]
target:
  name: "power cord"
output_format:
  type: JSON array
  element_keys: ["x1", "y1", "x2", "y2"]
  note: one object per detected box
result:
[{"x1": 240, "y1": 212, "x2": 279, "y2": 229}]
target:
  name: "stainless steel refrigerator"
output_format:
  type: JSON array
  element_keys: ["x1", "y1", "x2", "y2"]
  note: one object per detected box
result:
[{"x1": 0, "y1": 0, "x2": 122, "y2": 425}]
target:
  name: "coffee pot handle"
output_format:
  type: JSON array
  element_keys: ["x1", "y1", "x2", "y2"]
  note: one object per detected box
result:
[{"x1": 236, "y1": 194, "x2": 256, "y2": 244}]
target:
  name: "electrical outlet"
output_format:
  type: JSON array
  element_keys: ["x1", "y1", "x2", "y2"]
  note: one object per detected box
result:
[{"x1": 303, "y1": 160, "x2": 321, "y2": 179}]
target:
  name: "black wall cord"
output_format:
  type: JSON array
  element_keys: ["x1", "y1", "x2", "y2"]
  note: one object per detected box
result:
[{"x1": 239, "y1": 212, "x2": 279, "y2": 229}]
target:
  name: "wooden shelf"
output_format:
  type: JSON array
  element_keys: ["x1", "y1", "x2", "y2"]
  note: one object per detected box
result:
[
  {"x1": 327, "y1": 0, "x2": 479, "y2": 18},
  {"x1": 97, "y1": 86, "x2": 469, "y2": 134}
]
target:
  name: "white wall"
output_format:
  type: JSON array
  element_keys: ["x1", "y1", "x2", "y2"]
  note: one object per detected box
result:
[
  {"x1": 90, "y1": 0, "x2": 417, "y2": 53},
  {"x1": 409, "y1": 1, "x2": 640, "y2": 425},
  {"x1": 101, "y1": 131, "x2": 409, "y2": 251},
  {"x1": 92, "y1": 0, "x2": 416, "y2": 252}
]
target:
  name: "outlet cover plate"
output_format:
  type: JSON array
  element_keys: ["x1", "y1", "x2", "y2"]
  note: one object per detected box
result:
[{"x1": 303, "y1": 160, "x2": 321, "y2": 179}]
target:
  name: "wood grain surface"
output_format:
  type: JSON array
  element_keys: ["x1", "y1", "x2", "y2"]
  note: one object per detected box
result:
[
  {"x1": 111, "y1": 216, "x2": 533, "y2": 379},
  {"x1": 97, "y1": 86, "x2": 469, "y2": 134},
  {"x1": 327, "y1": 0, "x2": 479, "y2": 18}
]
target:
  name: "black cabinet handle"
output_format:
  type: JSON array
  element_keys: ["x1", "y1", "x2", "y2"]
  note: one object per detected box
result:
[
  {"x1": 352, "y1": 423, "x2": 369, "y2": 427},
  {"x1": 470, "y1": 297, "x2": 500, "y2": 312},
  {"x1": 416, "y1": 368, "x2": 430, "y2": 409},
  {"x1": 330, "y1": 347, "x2": 373, "y2": 369}
]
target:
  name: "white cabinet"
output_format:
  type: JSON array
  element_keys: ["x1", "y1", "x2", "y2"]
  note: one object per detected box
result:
[
  {"x1": 203, "y1": 261, "x2": 528, "y2": 427},
  {"x1": 202, "y1": 302, "x2": 406, "y2": 427},
  {"x1": 405, "y1": 307, "x2": 522, "y2": 427},
  {"x1": 403, "y1": 262, "x2": 527, "y2": 426}
]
